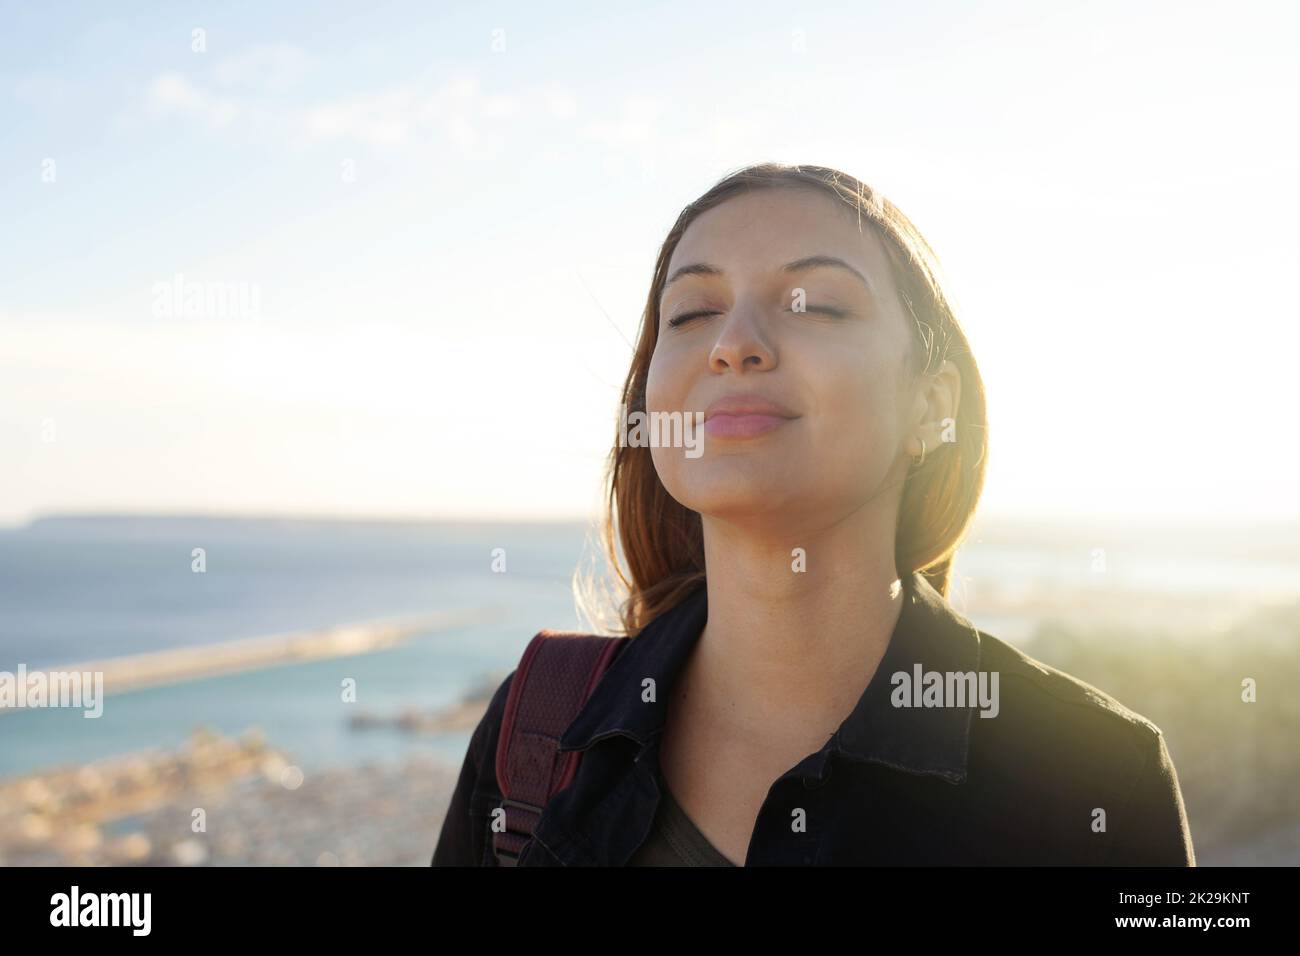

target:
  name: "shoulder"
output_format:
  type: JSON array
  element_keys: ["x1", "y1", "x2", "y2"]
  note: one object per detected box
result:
[
  {"x1": 958, "y1": 628, "x2": 1195, "y2": 865},
  {"x1": 976, "y1": 627, "x2": 1165, "y2": 748},
  {"x1": 468, "y1": 629, "x2": 625, "y2": 764},
  {"x1": 970, "y1": 628, "x2": 1183, "y2": 812}
]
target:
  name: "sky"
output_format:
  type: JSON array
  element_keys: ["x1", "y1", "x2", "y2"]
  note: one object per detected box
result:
[{"x1": 2, "y1": 0, "x2": 1298, "y2": 527}]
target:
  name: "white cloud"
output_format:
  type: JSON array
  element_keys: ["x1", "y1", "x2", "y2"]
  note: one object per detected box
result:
[
  {"x1": 139, "y1": 67, "x2": 587, "y2": 151},
  {"x1": 298, "y1": 72, "x2": 489, "y2": 147},
  {"x1": 583, "y1": 96, "x2": 664, "y2": 147},
  {"x1": 545, "y1": 89, "x2": 578, "y2": 119},
  {"x1": 148, "y1": 73, "x2": 240, "y2": 128}
]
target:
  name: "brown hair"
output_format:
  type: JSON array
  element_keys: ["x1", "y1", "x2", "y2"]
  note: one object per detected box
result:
[{"x1": 581, "y1": 162, "x2": 988, "y2": 637}]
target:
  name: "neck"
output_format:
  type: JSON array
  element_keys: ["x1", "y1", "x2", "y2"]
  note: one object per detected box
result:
[{"x1": 686, "y1": 503, "x2": 907, "y2": 747}]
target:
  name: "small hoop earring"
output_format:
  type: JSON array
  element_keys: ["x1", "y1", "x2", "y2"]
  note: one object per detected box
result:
[{"x1": 911, "y1": 438, "x2": 926, "y2": 467}]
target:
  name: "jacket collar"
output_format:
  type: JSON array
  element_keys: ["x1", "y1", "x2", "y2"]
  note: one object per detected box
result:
[{"x1": 558, "y1": 568, "x2": 981, "y2": 785}]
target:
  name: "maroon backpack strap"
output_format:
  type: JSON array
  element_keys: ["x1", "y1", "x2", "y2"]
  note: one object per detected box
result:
[{"x1": 492, "y1": 629, "x2": 622, "y2": 866}]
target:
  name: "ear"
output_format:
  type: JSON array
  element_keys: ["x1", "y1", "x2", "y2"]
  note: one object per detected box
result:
[{"x1": 907, "y1": 359, "x2": 962, "y2": 458}]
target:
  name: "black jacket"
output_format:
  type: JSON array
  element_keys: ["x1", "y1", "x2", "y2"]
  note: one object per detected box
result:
[{"x1": 432, "y1": 569, "x2": 1195, "y2": 866}]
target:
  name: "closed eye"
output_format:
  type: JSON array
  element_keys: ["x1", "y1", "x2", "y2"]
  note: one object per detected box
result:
[
  {"x1": 665, "y1": 309, "x2": 719, "y2": 328},
  {"x1": 790, "y1": 306, "x2": 850, "y2": 318},
  {"x1": 666, "y1": 306, "x2": 848, "y2": 328}
]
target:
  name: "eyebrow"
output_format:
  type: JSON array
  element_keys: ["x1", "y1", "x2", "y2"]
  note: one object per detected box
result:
[{"x1": 662, "y1": 254, "x2": 874, "y2": 296}]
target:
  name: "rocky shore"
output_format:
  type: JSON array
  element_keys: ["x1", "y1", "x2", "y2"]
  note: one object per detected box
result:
[{"x1": 0, "y1": 721, "x2": 485, "y2": 867}]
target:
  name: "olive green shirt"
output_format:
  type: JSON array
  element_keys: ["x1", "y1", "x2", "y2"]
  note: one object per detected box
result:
[{"x1": 627, "y1": 772, "x2": 737, "y2": 866}]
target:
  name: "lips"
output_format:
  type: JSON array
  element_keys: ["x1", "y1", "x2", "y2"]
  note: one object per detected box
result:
[
  {"x1": 702, "y1": 394, "x2": 799, "y2": 439},
  {"x1": 703, "y1": 395, "x2": 799, "y2": 420}
]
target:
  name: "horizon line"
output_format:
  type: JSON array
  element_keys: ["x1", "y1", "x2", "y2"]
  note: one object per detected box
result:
[{"x1": 5, "y1": 507, "x2": 1300, "y2": 534}]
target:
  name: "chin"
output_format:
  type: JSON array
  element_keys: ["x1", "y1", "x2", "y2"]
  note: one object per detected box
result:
[{"x1": 666, "y1": 475, "x2": 802, "y2": 524}]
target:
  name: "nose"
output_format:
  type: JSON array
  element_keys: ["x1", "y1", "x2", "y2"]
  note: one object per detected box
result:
[{"x1": 708, "y1": 305, "x2": 777, "y2": 373}]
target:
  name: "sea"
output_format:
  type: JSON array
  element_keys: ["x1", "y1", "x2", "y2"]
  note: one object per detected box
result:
[
  {"x1": 0, "y1": 517, "x2": 594, "y2": 778},
  {"x1": 2, "y1": 514, "x2": 1297, "y2": 780}
]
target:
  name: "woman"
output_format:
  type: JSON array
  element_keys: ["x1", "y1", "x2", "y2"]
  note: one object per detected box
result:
[{"x1": 432, "y1": 163, "x2": 1196, "y2": 866}]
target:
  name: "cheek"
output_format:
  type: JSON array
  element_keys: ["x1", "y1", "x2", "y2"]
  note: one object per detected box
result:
[
  {"x1": 823, "y1": 341, "x2": 896, "y2": 419},
  {"x1": 645, "y1": 348, "x2": 685, "y2": 495},
  {"x1": 809, "y1": 347, "x2": 907, "y2": 476},
  {"x1": 644, "y1": 342, "x2": 679, "y2": 412},
  {"x1": 649, "y1": 441, "x2": 679, "y2": 500}
]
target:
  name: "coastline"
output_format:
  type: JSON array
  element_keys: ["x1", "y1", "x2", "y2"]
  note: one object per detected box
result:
[{"x1": 0, "y1": 607, "x2": 501, "y2": 712}]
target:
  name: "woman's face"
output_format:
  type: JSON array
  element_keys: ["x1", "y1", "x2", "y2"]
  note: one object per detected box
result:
[{"x1": 646, "y1": 186, "x2": 932, "y2": 532}]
